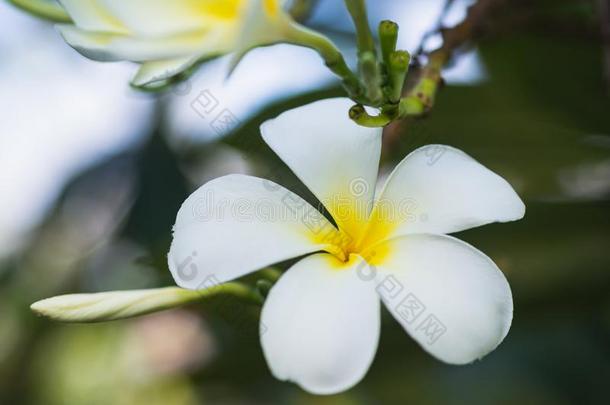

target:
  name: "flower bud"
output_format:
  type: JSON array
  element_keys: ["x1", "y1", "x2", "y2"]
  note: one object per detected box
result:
[{"x1": 31, "y1": 287, "x2": 203, "y2": 322}]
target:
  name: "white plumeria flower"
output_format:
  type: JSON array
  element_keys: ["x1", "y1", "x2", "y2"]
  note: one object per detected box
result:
[
  {"x1": 56, "y1": 0, "x2": 313, "y2": 86},
  {"x1": 168, "y1": 98, "x2": 525, "y2": 395}
]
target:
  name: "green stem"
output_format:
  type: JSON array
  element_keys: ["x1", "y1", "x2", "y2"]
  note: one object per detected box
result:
[
  {"x1": 349, "y1": 104, "x2": 392, "y2": 127},
  {"x1": 258, "y1": 267, "x2": 282, "y2": 283},
  {"x1": 7, "y1": 0, "x2": 71, "y2": 23},
  {"x1": 387, "y1": 50, "x2": 410, "y2": 103},
  {"x1": 395, "y1": 0, "x2": 499, "y2": 120},
  {"x1": 256, "y1": 280, "x2": 274, "y2": 299},
  {"x1": 285, "y1": 23, "x2": 363, "y2": 100},
  {"x1": 359, "y1": 51, "x2": 383, "y2": 105},
  {"x1": 344, "y1": 0, "x2": 376, "y2": 54},
  {"x1": 379, "y1": 20, "x2": 399, "y2": 67},
  {"x1": 195, "y1": 282, "x2": 263, "y2": 305},
  {"x1": 399, "y1": 50, "x2": 444, "y2": 117},
  {"x1": 344, "y1": 0, "x2": 382, "y2": 104}
]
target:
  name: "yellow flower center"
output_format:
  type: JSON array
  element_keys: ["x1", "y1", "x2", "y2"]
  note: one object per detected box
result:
[
  {"x1": 195, "y1": 0, "x2": 244, "y2": 20},
  {"x1": 316, "y1": 210, "x2": 397, "y2": 269},
  {"x1": 194, "y1": 0, "x2": 281, "y2": 20},
  {"x1": 263, "y1": 0, "x2": 280, "y2": 16}
]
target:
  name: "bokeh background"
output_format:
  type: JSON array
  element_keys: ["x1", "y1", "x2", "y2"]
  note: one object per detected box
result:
[{"x1": 1, "y1": 0, "x2": 609, "y2": 404}]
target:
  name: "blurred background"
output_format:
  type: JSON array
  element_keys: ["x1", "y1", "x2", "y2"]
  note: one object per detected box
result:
[{"x1": 1, "y1": 0, "x2": 609, "y2": 403}]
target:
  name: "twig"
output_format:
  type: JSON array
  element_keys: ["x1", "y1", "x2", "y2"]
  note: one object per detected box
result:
[
  {"x1": 385, "y1": 0, "x2": 502, "y2": 144},
  {"x1": 414, "y1": 0, "x2": 457, "y2": 58},
  {"x1": 404, "y1": 0, "x2": 499, "y2": 115}
]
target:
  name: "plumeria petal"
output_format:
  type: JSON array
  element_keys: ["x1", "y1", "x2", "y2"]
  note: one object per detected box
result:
[
  {"x1": 168, "y1": 174, "x2": 337, "y2": 289},
  {"x1": 58, "y1": 0, "x2": 323, "y2": 85},
  {"x1": 371, "y1": 234, "x2": 513, "y2": 365},
  {"x1": 132, "y1": 56, "x2": 199, "y2": 87},
  {"x1": 60, "y1": 0, "x2": 240, "y2": 35},
  {"x1": 57, "y1": 0, "x2": 127, "y2": 32},
  {"x1": 261, "y1": 98, "x2": 382, "y2": 240},
  {"x1": 365, "y1": 145, "x2": 524, "y2": 244},
  {"x1": 57, "y1": 0, "x2": 240, "y2": 84},
  {"x1": 261, "y1": 253, "x2": 380, "y2": 395},
  {"x1": 229, "y1": 0, "x2": 291, "y2": 72},
  {"x1": 100, "y1": 0, "x2": 241, "y2": 36},
  {"x1": 57, "y1": 25, "x2": 219, "y2": 62}
]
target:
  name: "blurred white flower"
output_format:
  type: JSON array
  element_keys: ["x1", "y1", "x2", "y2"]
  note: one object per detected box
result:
[
  {"x1": 0, "y1": 2, "x2": 152, "y2": 259},
  {"x1": 168, "y1": 98, "x2": 525, "y2": 394},
  {"x1": 56, "y1": 0, "x2": 324, "y2": 86}
]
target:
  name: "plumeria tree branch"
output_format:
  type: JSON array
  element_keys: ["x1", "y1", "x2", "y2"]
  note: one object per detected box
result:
[
  {"x1": 348, "y1": 0, "x2": 501, "y2": 127},
  {"x1": 382, "y1": 0, "x2": 501, "y2": 145},
  {"x1": 400, "y1": 0, "x2": 499, "y2": 116},
  {"x1": 7, "y1": 0, "x2": 71, "y2": 23}
]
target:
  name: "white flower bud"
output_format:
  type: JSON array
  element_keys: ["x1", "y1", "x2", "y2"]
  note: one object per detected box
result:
[{"x1": 31, "y1": 287, "x2": 203, "y2": 322}]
